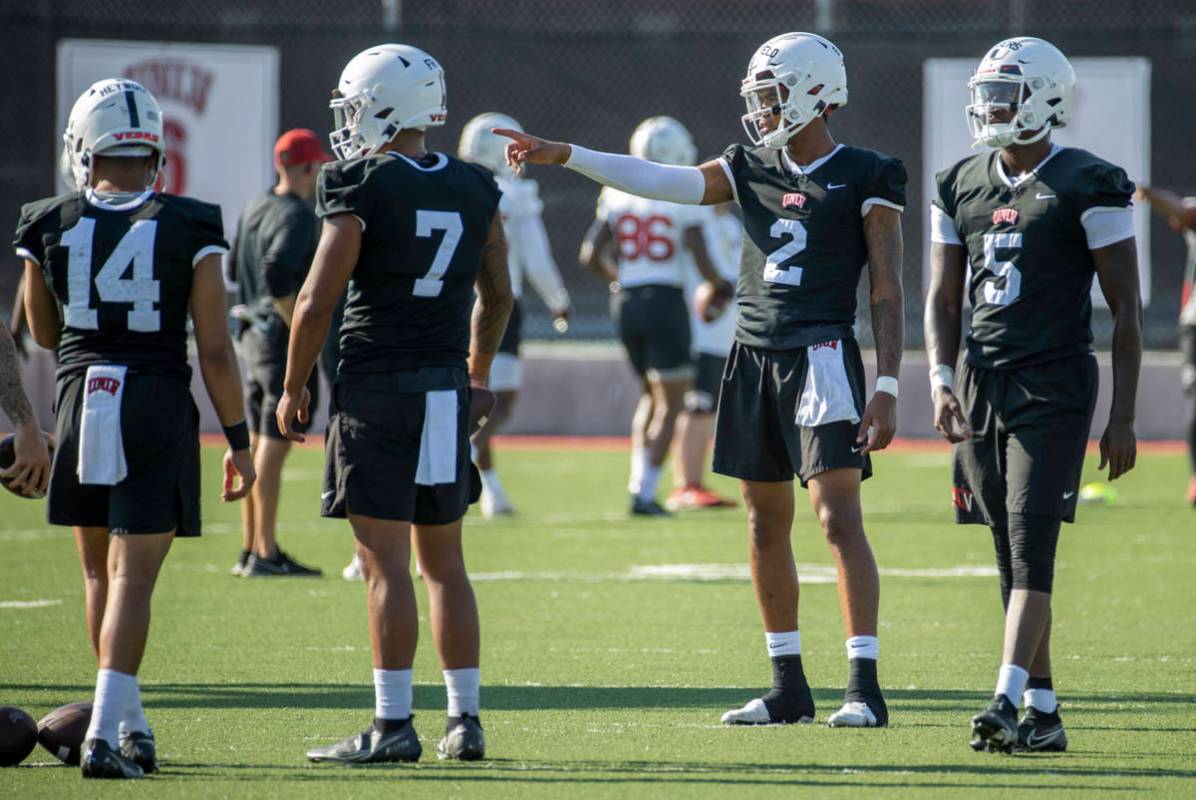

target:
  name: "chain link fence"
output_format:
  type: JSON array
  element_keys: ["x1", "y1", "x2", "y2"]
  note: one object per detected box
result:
[{"x1": 5, "y1": 0, "x2": 1195, "y2": 346}]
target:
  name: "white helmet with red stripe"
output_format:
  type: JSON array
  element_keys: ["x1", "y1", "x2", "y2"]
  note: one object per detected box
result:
[
  {"x1": 740, "y1": 32, "x2": 848, "y2": 150},
  {"x1": 967, "y1": 37, "x2": 1075, "y2": 148},
  {"x1": 62, "y1": 79, "x2": 165, "y2": 190}
]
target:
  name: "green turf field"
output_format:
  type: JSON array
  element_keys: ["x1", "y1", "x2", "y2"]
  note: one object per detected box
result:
[{"x1": 2, "y1": 443, "x2": 1194, "y2": 797}]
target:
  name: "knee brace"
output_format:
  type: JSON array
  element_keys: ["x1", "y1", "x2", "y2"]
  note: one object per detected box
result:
[
  {"x1": 1007, "y1": 512, "x2": 1062, "y2": 594},
  {"x1": 989, "y1": 526, "x2": 1013, "y2": 611}
]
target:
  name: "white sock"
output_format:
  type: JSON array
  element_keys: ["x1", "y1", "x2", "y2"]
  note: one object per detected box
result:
[
  {"x1": 118, "y1": 677, "x2": 150, "y2": 736},
  {"x1": 373, "y1": 668, "x2": 413, "y2": 720},
  {"x1": 638, "y1": 465, "x2": 662, "y2": 501},
  {"x1": 1024, "y1": 688, "x2": 1058, "y2": 713},
  {"x1": 480, "y1": 468, "x2": 506, "y2": 499},
  {"x1": 846, "y1": 635, "x2": 879, "y2": 661},
  {"x1": 85, "y1": 669, "x2": 137, "y2": 747},
  {"x1": 628, "y1": 446, "x2": 648, "y2": 493},
  {"x1": 765, "y1": 630, "x2": 802, "y2": 658},
  {"x1": 995, "y1": 664, "x2": 1029, "y2": 706},
  {"x1": 444, "y1": 668, "x2": 480, "y2": 717}
]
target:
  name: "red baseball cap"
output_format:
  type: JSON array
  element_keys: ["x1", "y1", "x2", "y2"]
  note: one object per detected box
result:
[{"x1": 274, "y1": 128, "x2": 333, "y2": 167}]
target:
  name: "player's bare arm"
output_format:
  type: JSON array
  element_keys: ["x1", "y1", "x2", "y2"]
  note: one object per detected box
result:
[
  {"x1": 1093, "y1": 237, "x2": 1142, "y2": 481},
  {"x1": 276, "y1": 214, "x2": 361, "y2": 441},
  {"x1": 579, "y1": 217, "x2": 619, "y2": 284},
  {"x1": 0, "y1": 325, "x2": 50, "y2": 496},
  {"x1": 857, "y1": 205, "x2": 903, "y2": 454},
  {"x1": 21, "y1": 259, "x2": 60, "y2": 350},
  {"x1": 469, "y1": 210, "x2": 515, "y2": 385},
  {"x1": 494, "y1": 128, "x2": 734, "y2": 205},
  {"x1": 190, "y1": 251, "x2": 256, "y2": 501},
  {"x1": 924, "y1": 241, "x2": 972, "y2": 443},
  {"x1": 1136, "y1": 185, "x2": 1196, "y2": 231}
]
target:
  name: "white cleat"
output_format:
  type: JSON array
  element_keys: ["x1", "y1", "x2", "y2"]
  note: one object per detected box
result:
[
  {"x1": 341, "y1": 555, "x2": 364, "y2": 582},
  {"x1": 480, "y1": 488, "x2": 515, "y2": 519},
  {"x1": 827, "y1": 701, "x2": 879, "y2": 728},
  {"x1": 721, "y1": 698, "x2": 773, "y2": 725}
]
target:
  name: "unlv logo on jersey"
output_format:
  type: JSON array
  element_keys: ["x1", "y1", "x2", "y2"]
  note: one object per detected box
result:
[
  {"x1": 782, "y1": 192, "x2": 807, "y2": 210},
  {"x1": 87, "y1": 376, "x2": 122, "y2": 396},
  {"x1": 992, "y1": 208, "x2": 1018, "y2": 225}
]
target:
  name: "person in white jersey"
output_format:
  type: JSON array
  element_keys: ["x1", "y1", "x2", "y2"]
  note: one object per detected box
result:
[{"x1": 579, "y1": 117, "x2": 731, "y2": 515}]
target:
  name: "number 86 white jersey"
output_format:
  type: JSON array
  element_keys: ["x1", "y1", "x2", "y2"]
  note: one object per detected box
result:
[{"x1": 596, "y1": 187, "x2": 716, "y2": 290}]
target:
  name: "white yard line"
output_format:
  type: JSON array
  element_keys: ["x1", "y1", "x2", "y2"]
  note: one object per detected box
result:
[
  {"x1": 0, "y1": 598, "x2": 63, "y2": 609},
  {"x1": 470, "y1": 563, "x2": 997, "y2": 583}
]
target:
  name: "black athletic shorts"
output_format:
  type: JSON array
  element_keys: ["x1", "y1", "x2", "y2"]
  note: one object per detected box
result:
[
  {"x1": 612, "y1": 284, "x2": 693, "y2": 380},
  {"x1": 243, "y1": 329, "x2": 319, "y2": 440},
  {"x1": 49, "y1": 371, "x2": 201, "y2": 536},
  {"x1": 712, "y1": 338, "x2": 871, "y2": 487},
  {"x1": 952, "y1": 355, "x2": 1098, "y2": 528},
  {"x1": 686, "y1": 351, "x2": 728, "y2": 414},
  {"x1": 498, "y1": 299, "x2": 522, "y2": 356},
  {"x1": 322, "y1": 375, "x2": 479, "y2": 525}
]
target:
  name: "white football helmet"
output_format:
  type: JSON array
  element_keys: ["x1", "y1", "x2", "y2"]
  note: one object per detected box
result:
[
  {"x1": 459, "y1": 112, "x2": 522, "y2": 177},
  {"x1": 967, "y1": 37, "x2": 1075, "y2": 149},
  {"x1": 629, "y1": 116, "x2": 697, "y2": 166},
  {"x1": 62, "y1": 78, "x2": 165, "y2": 190},
  {"x1": 329, "y1": 44, "x2": 447, "y2": 160},
  {"x1": 740, "y1": 32, "x2": 848, "y2": 150}
]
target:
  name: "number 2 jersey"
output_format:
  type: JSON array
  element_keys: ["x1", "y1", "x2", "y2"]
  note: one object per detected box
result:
[
  {"x1": 316, "y1": 151, "x2": 501, "y2": 378},
  {"x1": 932, "y1": 146, "x2": 1135, "y2": 370},
  {"x1": 720, "y1": 143, "x2": 906, "y2": 350},
  {"x1": 13, "y1": 189, "x2": 227, "y2": 381}
]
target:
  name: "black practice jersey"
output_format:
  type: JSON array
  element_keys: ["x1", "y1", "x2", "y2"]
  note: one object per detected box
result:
[
  {"x1": 14, "y1": 190, "x2": 227, "y2": 381},
  {"x1": 316, "y1": 151, "x2": 501, "y2": 378},
  {"x1": 231, "y1": 190, "x2": 319, "y2": 361},
  {"x1": 722, "y1": 143, "x2": 907, "y2": 350},
  {"x1": 934, "y1": 147, "x2": 1134, "y2": 369}
]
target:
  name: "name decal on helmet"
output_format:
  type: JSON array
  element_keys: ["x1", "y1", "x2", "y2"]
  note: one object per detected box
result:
[
  {"x1": 114, "y1": 131, "x2": 160, "y2": 143},
  {"x1": 992, "y1": 208, "x2": 1018, "y2": 225}
]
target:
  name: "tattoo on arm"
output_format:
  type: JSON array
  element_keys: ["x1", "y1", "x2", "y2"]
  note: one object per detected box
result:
[
  {"x1": 864, "y1": 208, "x2": 905, "y2": 378},
  {"x1": 0, "y1": 329, "x2": 35, "y2": 425}
]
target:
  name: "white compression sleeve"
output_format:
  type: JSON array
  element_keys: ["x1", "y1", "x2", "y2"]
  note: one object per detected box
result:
[{"x1": 565, "y1": 145, "x2": 706, "y2": 205}]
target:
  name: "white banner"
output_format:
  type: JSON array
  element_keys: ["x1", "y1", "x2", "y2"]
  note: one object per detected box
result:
[
  {"x1": 56, "y1": 39, "x2": 279, "y2": 246},
  {"x1": 923, "y1": 57, "x2": 1152, "y2": 306}
]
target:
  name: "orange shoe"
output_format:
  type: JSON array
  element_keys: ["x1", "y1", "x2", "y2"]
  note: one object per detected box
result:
[
  {"x1": 666, "y1": 487, "x2": 695, "y2": 511},
  {"x1": 688, "y1": 486, "x2": 736, "y2": 509}
]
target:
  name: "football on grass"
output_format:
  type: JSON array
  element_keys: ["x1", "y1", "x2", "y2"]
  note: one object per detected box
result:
[
  {"x1": 37, "y1": 702, "x2": 92, "y2": 766},
  {"x1": 0, "y1": 431, "x2": 55, "y2": 498},
  {"x1": 470, "y1": 386, "x2": 496, "y2": 436},
  {"x1": 0, "y1": 707, "x2": 37, "y2": 767},
  {"x1": 693, "y1": 280, "x2": 733, "y2": 323}
]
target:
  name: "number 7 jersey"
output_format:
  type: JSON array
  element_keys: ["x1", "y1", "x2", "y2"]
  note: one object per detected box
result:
[
  {"x1": 932, "y1": 147, "x2": 1135, "y2": 369},
  {"x1": 721, "y1": 143, "x2": 906, "y2": 350},
  {"x1": 316, "y1": 151, "x2": 501, "y2": 376},
  {"x1": 13, "y1": 189, "x2": 227, "y2": 380}
]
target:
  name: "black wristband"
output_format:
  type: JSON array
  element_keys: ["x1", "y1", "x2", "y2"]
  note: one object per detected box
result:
[{"x1": 223, "y1": 421, "x2": 251, "y2": 451}]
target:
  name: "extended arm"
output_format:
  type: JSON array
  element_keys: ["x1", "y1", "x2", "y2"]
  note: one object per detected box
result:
[
  {"x1": 1093, "y1": 237, "x2": 1142, "y2": 480},
  {"x1": 469, "y1": 211, "x2": 515, "y2": 385},
  {"x1": 1136, "y1": 185, "x2": 1196, "y2": 231},
  {"x1": 493, "y1": 128, "x2": 735, "y2": 206},
  {"x1": 924, "y1": 241, "x2": 972, "y2": 442},
  {"x1": 277, "y1": 214, "x2": 360, "y2": 441},
  {"x1": 856, "y1": 205, "x2": 904, "y2": 454}
]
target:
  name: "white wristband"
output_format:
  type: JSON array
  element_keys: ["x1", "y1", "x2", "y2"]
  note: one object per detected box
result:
[
  {"x1": 929, "y1": 364, "x2": 955, "y2": 394},
  {"x1": 875, "y1": 376, "x2": 899, "y2": 398}
]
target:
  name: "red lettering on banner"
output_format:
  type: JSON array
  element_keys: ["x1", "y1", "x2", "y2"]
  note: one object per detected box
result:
[
  {"x1": 782, "y1": 192, "x2": 807, "y2": 210},
  {"x1": 952, "y1": 486, "x2": 974, "y2": 512},
  {"x1": 87, "y1": 377, "x2": 122, "y2": 396},
  {"x1": 992, "y1": 208, "x2": 1018, "y2": 225},
  {"x1": 124, "y1": 59, "x2": 215, "y2": 115}
]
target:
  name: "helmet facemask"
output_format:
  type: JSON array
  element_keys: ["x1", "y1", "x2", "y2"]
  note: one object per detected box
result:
[
  {"x1": 741, "y1": 67, "x2": 830, "y2": 150},
  {"x1": 329, "y1": 89, "x2": 377, "y2": 161},
  {"x1": 966, "y1": 73, "x2": 1065, "y2": 149}
]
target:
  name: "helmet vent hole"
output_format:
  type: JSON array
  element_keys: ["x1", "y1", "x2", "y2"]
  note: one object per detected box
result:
[{"x1": 374, "y1": 107, "x2": 394, "y2": 119}]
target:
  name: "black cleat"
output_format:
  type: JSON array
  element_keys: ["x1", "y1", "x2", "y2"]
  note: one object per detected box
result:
[
  {"x1": 306, "y1": 719, "x2": 422, "y2": 764},
  {"x1": 1015, "y1": 705, "x2": 1068, "y2": 752},
  {"x1": 81, "y1": 738, "x2": 144, "y2": 779},
  {"x1": 119, "y1": 730, "x2": 158, "y2": 773},
  {"x1": 437, "y1": 714, "x2": 486, "y2": 761},
  {"x1": 721, "y1": 689, "x2": 816, "y2": 725},
  {"x1": 630, "y1": 497, "x2": 672, "y2": 517},
  {"x1": 245, "y1": 549, "x2": 323, "y2": 578},
  {"x1": 970, "y1": 695, "x2": 1019, "y2": 753}
]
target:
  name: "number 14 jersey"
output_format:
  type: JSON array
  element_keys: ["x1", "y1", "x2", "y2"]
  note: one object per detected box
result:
[{"x1": 721, "y1": 143, "x2": 906, "y2": 350}]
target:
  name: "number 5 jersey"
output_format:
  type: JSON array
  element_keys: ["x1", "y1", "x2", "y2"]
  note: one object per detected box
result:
[
  {"x1": 932, "y1": 145, "x2": 1135, "y2": 370},
  {"x1": 14, "y1": 188, "x2": 227, "y2": 380}
]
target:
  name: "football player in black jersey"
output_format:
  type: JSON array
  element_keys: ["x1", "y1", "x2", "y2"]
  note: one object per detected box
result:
[
  {"x1": 277, "y1": 44, "x2": 513, "y2": 764},
  {"x1": 501, "y1": 31, "x2": 906, "y2": 729},
  {"x1": 14, "y1": 79, "x2": 255, "y2": 778},
  {"x1": 925, "y1": 38, "x2": 1142, "y2": 753}
]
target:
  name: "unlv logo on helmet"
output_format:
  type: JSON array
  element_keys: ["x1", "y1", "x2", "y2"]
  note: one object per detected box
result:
[{"x1": 992, "y1": 208, "x2": 1018, "y2": 225}]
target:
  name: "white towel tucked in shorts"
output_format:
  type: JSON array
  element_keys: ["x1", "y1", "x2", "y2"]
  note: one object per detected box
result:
[{"x1": 77, "y1": 364, "x2": 129, "y2": 485}]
